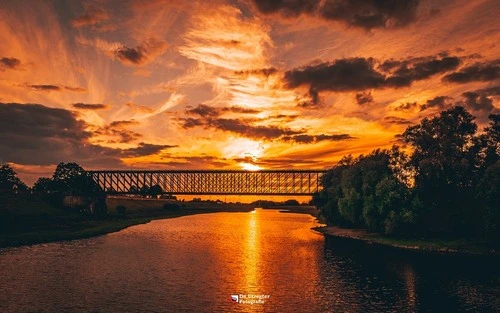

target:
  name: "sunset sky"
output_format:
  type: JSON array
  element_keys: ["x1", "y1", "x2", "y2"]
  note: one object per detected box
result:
[{"x1": 0, "y1": 0, "x2": 499, "y2": 186}]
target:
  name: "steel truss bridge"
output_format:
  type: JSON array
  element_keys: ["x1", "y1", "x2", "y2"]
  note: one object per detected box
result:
[{"x1": 88, "y1": 170, "x2": 326, "y2": 195}]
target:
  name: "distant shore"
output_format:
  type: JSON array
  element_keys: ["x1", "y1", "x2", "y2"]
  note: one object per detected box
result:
[{"x1": 313, "y1": 225, "x2": 500, "y2": 257}]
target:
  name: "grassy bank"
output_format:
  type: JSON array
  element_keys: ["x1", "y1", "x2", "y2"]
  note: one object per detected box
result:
[
  {"x1": 314, "y1": 226, "x2": 500, "y2": 256},
  {"x1": 0, "y1": 194, "x2": 253, "y2": 248}
]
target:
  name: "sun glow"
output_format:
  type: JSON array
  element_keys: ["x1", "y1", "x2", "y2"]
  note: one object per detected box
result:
[{"x1": 240, "y1": 163, "x2": 262, "y2": 171}]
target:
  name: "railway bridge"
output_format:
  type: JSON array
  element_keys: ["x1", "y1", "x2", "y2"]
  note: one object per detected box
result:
[{"x1": 88, "y1": 170, "x2": 326, "y2": 195}]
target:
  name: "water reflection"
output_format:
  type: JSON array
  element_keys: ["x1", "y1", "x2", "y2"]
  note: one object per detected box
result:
[
  {"x1": 0, "y1": 210, "x2": 498, "y2": 313},
  {"x1": 243, "y1": 208, "x2": 259, "y2": 294}
]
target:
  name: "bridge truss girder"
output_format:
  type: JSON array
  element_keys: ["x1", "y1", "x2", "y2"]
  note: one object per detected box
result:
[{"x1": 88, "y1": 170, "x2": 325, "y2": 195}]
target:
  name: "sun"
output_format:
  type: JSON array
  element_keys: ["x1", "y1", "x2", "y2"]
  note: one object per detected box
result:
[{"x1": 240, "y1": 163, "x2": 262, "y2": 171}]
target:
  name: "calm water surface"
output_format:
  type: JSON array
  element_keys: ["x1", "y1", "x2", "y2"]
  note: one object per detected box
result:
[{"x1": 0, "y1": 209, "x2": 498, "y2": 312}]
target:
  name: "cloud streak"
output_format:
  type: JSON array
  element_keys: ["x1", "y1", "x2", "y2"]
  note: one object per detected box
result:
[{"x1": 72, "y1": 103, "x2": 108, "y2": 110}]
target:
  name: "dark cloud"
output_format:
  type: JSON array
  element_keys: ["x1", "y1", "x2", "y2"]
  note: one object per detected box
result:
[
  {"x1": 208, "y1": 118, "x2": 301, "y2": 139},
  {"x1": 253, "y1": 0, "x2": 317, "y2": 17},
  {"x1": 223, "y1": 106, "x2": 261, "y2": 114},
  {"x1": 28, "y1": 84, "x2": 61, "y2": 91},
  {"x1": 269, "y1": 114, "x2": 299, "y2": 121},
  {"x1": 475, "y1": 85, "x2": 500, "y2": 96},
  {"x1": 459, "y1": 92, "x2": 494, "y2": 113},
  {"x1": 383, "y1": 56, "x2": 461, "y2": 87},
  {"x1": 180, "y1": 117, "x2": 205, "y2": 128},
  {"x1": 442, "y1": 60, "x2": 500, "y2": 83},
  {"x1": 283, "y1": 134, "x2": 355, "y2": 143},
  {"x1": 27, "y1": 84, "x2": 87, "y2": 92},
  {"x1": 72, "y1": 103, "x2": 108, "y2": 110},
  {"x1": 181, "y1": 113, "x2": 354, "y2": 143},
  {"x1": 186, "y1": 104, "x2": 260, "y2": 117},
  {"x1": 234, "y1": 68, "x2": 278, "y2": 77},
  {"x1": 94, "y1": 120, "x2": 142, "y2": 144},
  {"x1": 109, "y1": 120, "x2": 139, "y2": 128},
  {"x1": 186, "y1": 104, "x2": 220, "y2": 117},
  {"x1": 299, "y1": 87, "x2": 321, "y2": 107},
  {"x1": 252, "y1": 0, "x2": 420, "y2": 30},
  {"x1": 355, "y1": 91, "x2": 373, "y2": 105},
  {"x1": 181, "y1": 115, "x2": 299, "y2": 140},
  {"x1": 64, "y1": 86, "x2": 87, "y2": 93},
  {"x1": 0, "y1": 103, "x2": 173, "y2": 166},
  {"x1": 121, "y1": 142, "x2": 177, "y2": 157},
  {"x1": 420, "y1": 96, "x2": 452, "y2": 111},
  {"x1": 320, "y1": 0, "x2": 420, "y2": 30},
  {"x1": 71, "y1": 6, "x2": 108, "y2": 28},
  {"x1": 316, "y1": 134, "x2": 354, "y2": 141},
  {"x1": 0, "y1": 57, "x2": 22, "y2": 71},
  {"x1": 115, "y1": 38, "x2": 167, "y2": 66},
  {"x1": 285, "y1": 58, "x2": 385, "y2": 92},
  {"x1": 384, "y1": 116, "x2": 411, "y2": 125},
  {"x1": 284, "y1": 55, "x2": 461, "y2": 104}
]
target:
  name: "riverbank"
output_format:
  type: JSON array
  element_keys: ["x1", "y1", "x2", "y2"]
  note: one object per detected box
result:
[
  {"x1": 314, "y1": 225, "x2": 500, "y2": 256},
  {"x1": 0, "y1": 195, "x2": 253, "y2": 248}
]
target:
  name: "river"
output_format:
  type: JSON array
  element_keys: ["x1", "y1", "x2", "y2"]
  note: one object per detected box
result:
[{"x1": 0, "y1": 209, "x2": 498, "y2": 312}]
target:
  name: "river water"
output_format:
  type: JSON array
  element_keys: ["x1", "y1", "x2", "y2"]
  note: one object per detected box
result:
[{"x1": 0, "y1": 209, "x2": 498, "y2": 312}]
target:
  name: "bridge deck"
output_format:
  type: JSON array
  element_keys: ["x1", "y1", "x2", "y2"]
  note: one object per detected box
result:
[{"x1": 88, "y1": 170, "x2": 326, "y2": 195}]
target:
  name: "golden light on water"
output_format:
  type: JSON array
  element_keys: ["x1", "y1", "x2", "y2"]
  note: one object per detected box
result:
[{"x1": 244, "y1": 209, "x2": 260, "y2": 293}]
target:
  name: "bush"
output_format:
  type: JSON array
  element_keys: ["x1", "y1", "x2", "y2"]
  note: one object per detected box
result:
[
  {"x1": 116, "y1": 205, "x2": 127, "y2": 215},
  {"x1": 163, "y1": 202, "x2": 180, "y2": 211}
]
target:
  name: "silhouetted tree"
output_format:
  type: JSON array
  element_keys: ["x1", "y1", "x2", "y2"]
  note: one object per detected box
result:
[
  {"x1": 403, "y1": 106, "x2": 480, "y2": 235},
  {"x1": 0, "y1": 164, "x2": 27, "y2": 191},
  {"x1": 139, "y1": 184, "x2": 150, "y2": 197},
  {"x1": 477, "y1": 161, "x2": 500, "y2": 247},
  {"x1": 52, "y1": 162, "x2": 102, "y2": 196},
  {"x1": 129, "y1": 185, "x2": 139, "y2": 194},
  {"x1": 32, "y1": 177, "x2": 53, "y2": 194},
  {"x1": 148, "y1": 185, "x2": 162, "y2": 198}
]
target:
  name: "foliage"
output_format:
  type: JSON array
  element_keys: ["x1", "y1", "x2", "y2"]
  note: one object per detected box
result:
[
  {"x1": 52, "y1": 162, "x2": 102, "y2": 197},
  {"x1": 149, "y1": 185, "x2": 163, "y2": 198},
  {"x1": 284, "y1": 199, "x2": 300, "y2": 206},
  {"x1": 315, "y1": 107, "x2": 500, "y2": 245},
  {"x1": 129, "y1": 185, "x2": 139, "y2": 194},
  {"x1": 32, "y1": 163, "x2": 104, "y2": 210},
  {"x1": 0, "y1": 164, "x2": 27, "y2": 191}
]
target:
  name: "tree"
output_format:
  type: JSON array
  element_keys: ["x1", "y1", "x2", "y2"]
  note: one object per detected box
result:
[
  {"x1": 477, "y1": 161, "x2": 500, "y2": 247},
  {"x1": 148, "y1": 185, "x2": 162, "y2": 198},
  {"x1": 403, "y1": 106, "x2": 480, "y2": 235},
  {"x1": 32, "y1": 177, "x2": 55, "y2": 194},
  {"x1": 0, "y1": 164, "x2": 27, "y2": 191},
  {"x1": 129, "y1": 185, "x2": 139, "y2": 194},
  {"x1": 139, "y1": 184, "x2": 150, "y2": 197},
  {"x1": 52, "y1": 162, "x2": 102, "y2": 196}
]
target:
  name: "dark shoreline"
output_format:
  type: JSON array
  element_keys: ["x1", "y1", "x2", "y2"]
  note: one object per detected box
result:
[{"x1": 313, "y1": 225, "x2": 500, "y2": 257}]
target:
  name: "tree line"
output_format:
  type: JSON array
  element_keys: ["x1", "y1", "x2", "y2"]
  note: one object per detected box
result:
[
  {"x1": 0, "y1": 162, "x2": 172, "y2": 206},
  {"x1": 312, "y1": 106, "x2": 499, "y2": 247},
  {"x1": 0, "y1": 162, "x2": 104, "y2": 208}
]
